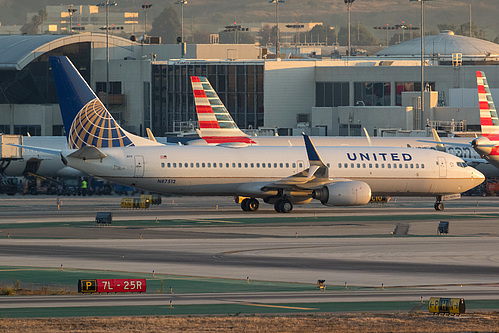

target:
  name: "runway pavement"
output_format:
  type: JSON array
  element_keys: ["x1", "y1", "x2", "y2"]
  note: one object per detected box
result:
[{"x1": 1, "y1": 195, "x2": 499, "y2": 314}]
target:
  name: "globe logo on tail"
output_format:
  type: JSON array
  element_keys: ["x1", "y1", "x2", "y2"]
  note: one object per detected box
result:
[{"x1": 69, "y1": 98, "x2": 134, "y2": 149}]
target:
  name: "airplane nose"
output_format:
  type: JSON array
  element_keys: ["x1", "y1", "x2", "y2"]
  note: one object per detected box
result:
[{"x1": 471, "y1": 168, "x2": 485, "y2": 186}]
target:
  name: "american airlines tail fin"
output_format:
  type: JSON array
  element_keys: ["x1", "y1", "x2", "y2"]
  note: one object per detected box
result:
[
  {"x1": 477, "y1": 71, "x2": 499, "y2": 137},
  {"x1": 191, "y1": 76, "x2": 255, "y2": 144},
  {"x1": 50, "y1": 56, "x2": 161, "y2": 149}
]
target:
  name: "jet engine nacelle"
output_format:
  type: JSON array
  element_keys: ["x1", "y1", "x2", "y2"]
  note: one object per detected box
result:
[
  {"x1": 472, "y1": 136, "x2": 493, "y2": 157},
  {"x1": 312, "y1": 181, "x2": 372, "y2": 206}
]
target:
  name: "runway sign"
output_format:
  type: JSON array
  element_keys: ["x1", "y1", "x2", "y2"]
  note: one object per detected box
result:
[
  {"x1": 78, "y1": 279, "x2": 146, "y2": 293},
  {"x1": 428, "y1": 297, "x2": 466, "y2": 314}
]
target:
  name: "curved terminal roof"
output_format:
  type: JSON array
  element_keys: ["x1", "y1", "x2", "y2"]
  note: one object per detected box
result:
[
  {"x1": 0, "y1": 33, "x2": 135, "y2": 70},
  {"x1": 375, "y1": 31, "x2": 499, "y2": 58}
]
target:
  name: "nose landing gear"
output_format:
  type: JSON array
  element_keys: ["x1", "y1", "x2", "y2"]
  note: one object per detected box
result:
[{"x1": 434, "y1": 196, "x2": 444, "y2": 211}]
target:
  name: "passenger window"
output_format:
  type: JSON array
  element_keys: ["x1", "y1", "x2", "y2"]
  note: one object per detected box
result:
[
  {"x1": 338, "y1": 163, "x2": 342, "y2": 168},
  {"x1": 244, "y1": 163, "x2": 248, "y2": 168},
  {"x1": 178, "y1": 163, "x2": 182, "y2": 168},
  {"x1": 415, "y1": 164, "x2": 419, "y2": 168},
  {"x1": 268, "y1": 163, "x2": 272, "y2": 168},
  {"x1": 161, "y1": 163, "x2": 165, "y2": 168},
  {"x1": 251, "y1": 163, "x2": 254, "y2": 168},
  {"x1": 286, "y1": 163, "x2": 289, "y2": 168},
  {"x1": 387, "y1": 163, "x2": 391, "y2": 169},
  {"x1": 256, "y1": 163, "x2": 260, "y2": 168},
  {"x1": 196, "y1": 163, "x2": 199, "y2": 168},
  {"x1": 292, "y1": 163, "x2": 296, "y2": 168},
  {"x1": 207, "y1": 163, "x2": 211, "y2": 168},
  {"x1": 238, "y1": 163, "x2": 242, "y2": 168},
  {"x1": 274, "y1": 163, "x2": 277, "y2": 168},
  {"x1": 213, "y1": 163, "x2": 216, "y2": 168},
  {"x1": 357, "y1": 163, "x2": 360, "y2": 168},
  {"x1": 375, "y1": 164, "x2": 379, "y2": 168},
  {"x1": 381, "y1": 164, "x2": 385, "y2": 168},
  {"x1": 262, "y1": 163, "x2": 266, "y2": 168},
  {"x1": 280, "y1": 163, "x2": 283, "y2": 168},
  {"x1": 167, "y1": 163, "x2": 171, "y2": 168},
  {"x1": 399, "y1": 164, "x2": 402, "y2": 168},
  {"x1": 185, "y1": 163, "x2": 188, "y2": 168},
  {"x1": 299, "y1": 163, "x2": 303, "y2": 168},
  {"x1": 219, "y1": 163, "x2": 223, "y2": 168},
  {"x1": 422, "y1": 164, "x2": 425, "y2": 169},
  {"x1": 232, "y1": 163, "x2": 236, "y2": 168},
  {"x1": 344, "y1": 163, "x2": 348, "y2": 168},
  {"x1": 393, "y1": 164, "x2": 396, "y2": 169},
  {"x1": 202, "y1": 163, "x2": 205, "y2": 168},
  {"x1": 226, "y1": 163, "x2": 229, "y2": 168},
  {"x1": 351, "y1": 163, "x2": 354, "y2": 168}
]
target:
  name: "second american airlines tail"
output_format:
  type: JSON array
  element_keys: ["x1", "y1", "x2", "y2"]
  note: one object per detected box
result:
[
  {"x1": 49, "y1": 56, "x2": 483, "y2": 213},
  {"x1": 472, "y1": 71, "x2": 499, "y2": 167}
]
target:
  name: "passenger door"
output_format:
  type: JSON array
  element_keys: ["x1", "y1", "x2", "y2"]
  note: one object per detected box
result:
[{"x1": 134, "y1": 155, "x2": 144, "y2": 177}]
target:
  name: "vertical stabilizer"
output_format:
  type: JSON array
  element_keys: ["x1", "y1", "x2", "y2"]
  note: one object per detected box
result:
[
  {"x1": 191, "y1": 76, "x2": 255, "y2": 144},
  {"x1": 50, "y1": 56, "x2": 161, "y2": 148},
  {"x1": 477, "y1": 71, "x2": 499, "y2": 137}
]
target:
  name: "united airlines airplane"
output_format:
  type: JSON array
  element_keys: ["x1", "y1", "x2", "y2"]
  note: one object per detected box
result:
[{"x1": 44, "y1": 56, "x2": 483, "y2": 213}]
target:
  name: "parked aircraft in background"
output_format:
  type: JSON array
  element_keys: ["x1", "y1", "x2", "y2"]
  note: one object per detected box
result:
[
  {"x1": 472, "y1": 71, "x2": 499, "y2": 169},
  {"x1": 190, "y1": 76, "x2": 499, "y2": 178},
  {"x1": 42, "y1": 56, "x2": 484, "y2": 212}
]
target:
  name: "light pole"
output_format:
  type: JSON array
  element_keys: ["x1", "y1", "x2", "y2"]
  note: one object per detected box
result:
[
  {"x1": 410, "y1": 0, "x2": 431, "y2": 129},
  {"x1": 97, "y1": 0, "x2": 117, "y2": 109},
  {"x1": 269, "y1": 0, "x2": 284, "y2": 58},
  {"x1": 174, "y1": 0, "x2": 187, "y2": 57},
  {"x1": 68, "y1": 6, "x2": 78, "y2": 35},
  {"x1": 344, "y1": 0, "x2": 355, "y2": 57},
  {"x1": 142, "y1": 3, "x2": 152, "y2": 40}
]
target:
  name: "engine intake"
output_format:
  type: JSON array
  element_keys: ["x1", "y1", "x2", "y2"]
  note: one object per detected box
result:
[{"x1": 312, "y1": 181, "x2": 372, "y2": 206}]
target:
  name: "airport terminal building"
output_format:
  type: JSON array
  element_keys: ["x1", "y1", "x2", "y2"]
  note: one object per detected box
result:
[{"x1": 1, "y1": 31, "x2": 499, "y2": 138}]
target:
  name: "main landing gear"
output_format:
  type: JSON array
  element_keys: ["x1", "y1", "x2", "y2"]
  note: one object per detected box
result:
[
  {"x1": 241, "y1": 198, "x2": 259, "y2": 211},
  {"x1": 434, "y1": 196, "x2": 444, "y2": 211},
  {"x1": 274, "y1": 198, "x2": 293, "y2": 213}
]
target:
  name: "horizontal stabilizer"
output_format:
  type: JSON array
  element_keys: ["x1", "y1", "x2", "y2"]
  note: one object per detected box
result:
[
  {"x1": 67, "y1": 145, "x2": 107, "y2": 160},
  {"x1": 7, "y1": 143, "x2": 61, "y2": 155}
]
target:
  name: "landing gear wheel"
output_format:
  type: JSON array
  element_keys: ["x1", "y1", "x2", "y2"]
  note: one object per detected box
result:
[
  {"x1": 241, "y1": 198, "x2": 250, "y2": 211},
  {"x1": 247, "y1": 198, "x2": 259, "y2": 211},
  {"x1": 434, "y1": 202, "x2": 444, "y2": 211},
  {"x1": 274, "y1": 199, "x2": 283, "y2": 213},
  {"x1": 274, "y1": 199, "x2": 293, "y2": 213},
  {"x1": 241, "y1": 198, "x2": 259, "y2": 212}
]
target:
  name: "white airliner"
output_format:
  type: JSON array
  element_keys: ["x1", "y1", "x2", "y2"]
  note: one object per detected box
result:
[
  {"x1": 190, "y1": 76, "x2": 499, "y2": 178},
  {"x1": 40, "y1": 56, "x2": 484, "y2": 213}
]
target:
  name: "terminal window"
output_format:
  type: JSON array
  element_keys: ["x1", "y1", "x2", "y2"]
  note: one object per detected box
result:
[{"x1": 315, "y1": 82, "x2": 349, "y2": 107}]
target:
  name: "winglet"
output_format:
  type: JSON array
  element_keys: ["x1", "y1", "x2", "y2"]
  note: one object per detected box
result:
[
  {"x1": 302, "y1": 133, "x2": 328, "y2": 179},
  {"x1": 146, "y1": 128, "x2": 157, "y2": 142},
  {"x1": 362, "y1": 127, "x2": 372, "y2": 147},
  {"x1": 431, "y1": 128, "x2": 446, "y2": 152}
]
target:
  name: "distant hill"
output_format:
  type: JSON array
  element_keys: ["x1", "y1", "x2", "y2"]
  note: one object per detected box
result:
[{"x1": 3, "y1": 0, "x2": 499, "y2": 42}]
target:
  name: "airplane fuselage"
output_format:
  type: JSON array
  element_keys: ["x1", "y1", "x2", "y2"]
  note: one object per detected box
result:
[{"x1": 64, "y1": 145, "x2": 483, "y2": 198}]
